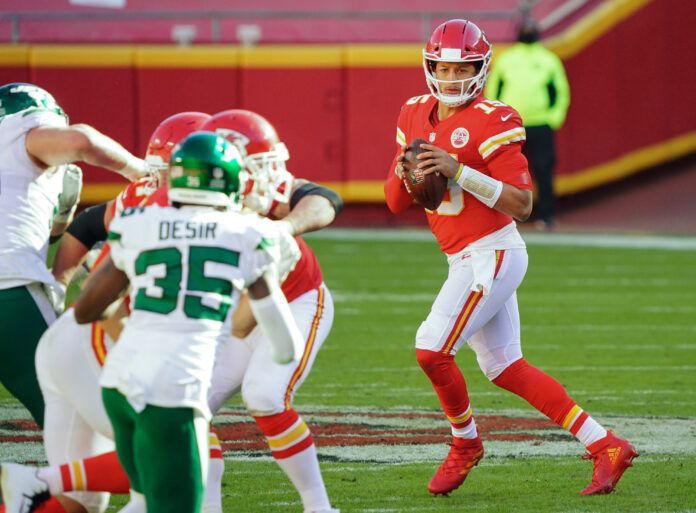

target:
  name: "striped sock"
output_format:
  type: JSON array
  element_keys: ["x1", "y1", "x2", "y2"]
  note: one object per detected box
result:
[
  {"x1": 209, "y1": 429, "x2": 223, "y2": 460},
  {"x1": 255, "y1": 409, "x2": 314, "y2": 459},
  {"x1": 255, "y1": 409, "x2": 331, "y2": 512},
  {"x1": 38, "y1": 451, "x2": 130, "y2": 494},
  {"x1": 561, "y1": 405, "x2": 607, "y2": 447},
  {"x1": 493, "y1": 358, "x2": 606, "y2": 446},
  {"x1": 203, "y1": 429, "x2": 224, "y2": 511},
  {"x1": 416, "y1": 349, "x2": 478, "y2": 439},
  {"x1": 449, "y1": 405, "x2": 478, "y2": 439}
]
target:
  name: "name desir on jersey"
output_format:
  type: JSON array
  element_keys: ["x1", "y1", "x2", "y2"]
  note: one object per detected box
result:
[{"x1": 158, "y1": 219, "x2": 219, "y2": 241}]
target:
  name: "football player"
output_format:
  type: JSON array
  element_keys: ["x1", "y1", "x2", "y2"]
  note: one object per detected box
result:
[
  {"x1": 200, "y1": 110, "x2": 341, "y2": 513},
  {"x1": 75, "y1": 131, "x2": 303, "y2": 513},
  {"x1": 384, "y1": 19, "x2": 637, "y2": 496},
  {"x1": 1, "y1": 111, "x2": 342, "y2": 513},
  {"x1": 0, "y1": 82, "x2": 153, "y2": 429},
  {"x1": 0, "y1": 112, "x2": 212, "y2": 513},
  {"x1": 51, "y1": 111, "x2": 212, "y2": 293}
]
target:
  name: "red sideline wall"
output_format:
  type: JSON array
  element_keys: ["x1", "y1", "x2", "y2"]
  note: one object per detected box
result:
[{"x1": 0, "y1": 0, "x2": 694, "y2": 203}]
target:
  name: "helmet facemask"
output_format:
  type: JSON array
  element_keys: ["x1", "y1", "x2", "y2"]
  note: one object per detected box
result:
[
  {"x1": 423, "y1": 49, "x2": 491, "y2": 107},
  {"x1": 241, "y1": 142, "x2": 293, "y2": 215}
]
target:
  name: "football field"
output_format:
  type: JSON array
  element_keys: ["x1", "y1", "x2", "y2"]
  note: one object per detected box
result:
[{"x1": 2, "y1": 228, "x2": 696, "y2": 512}]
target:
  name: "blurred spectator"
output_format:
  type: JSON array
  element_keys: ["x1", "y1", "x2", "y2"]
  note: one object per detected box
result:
[{"x1": 487, "y1": 20, "x2": 570, "y2": 230}]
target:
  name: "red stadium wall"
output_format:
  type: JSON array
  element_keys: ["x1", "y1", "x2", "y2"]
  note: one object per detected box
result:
[{"x1": 0, "y1": 0, "x2": 693, "y2": 203}]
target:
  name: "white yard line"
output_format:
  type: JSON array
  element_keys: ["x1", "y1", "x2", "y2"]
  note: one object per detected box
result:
[{"x1": 306, "y1": 228, "x2": 696, "y2": 251}]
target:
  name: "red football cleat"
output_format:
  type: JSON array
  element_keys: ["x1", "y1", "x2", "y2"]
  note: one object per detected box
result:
[
  {"x1": 580, "y1": 430, "x2": 639, "y2": 495},
  {"x1": 428, "y1": 436, "x2": 484, "y2": 495}
]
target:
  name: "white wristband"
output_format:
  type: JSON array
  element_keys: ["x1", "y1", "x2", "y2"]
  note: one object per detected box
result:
[{"x1": 454, "y1": 164, "x2": 504, "y2": 208}]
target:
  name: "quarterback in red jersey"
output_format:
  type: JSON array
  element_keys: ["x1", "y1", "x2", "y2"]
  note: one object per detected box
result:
[{"x1": 385, "y1": 19, "x2": 637, "y2": 497}]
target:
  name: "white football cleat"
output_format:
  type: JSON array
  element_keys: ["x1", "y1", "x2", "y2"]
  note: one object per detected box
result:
[
  {"x1": 306, "y1": 509, "x2": 340, "y2": 513},
  {"x1": 1, "y1": 463, "x2": 50, "y2": 513}
]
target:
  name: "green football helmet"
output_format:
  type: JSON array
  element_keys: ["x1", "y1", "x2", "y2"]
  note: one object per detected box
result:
[
  {"x1": 168, "y1": 131, "x2": 248, "y2": 209},
  {"x1": 0, "y1": 82, "x2": 67, "y2": 121}
]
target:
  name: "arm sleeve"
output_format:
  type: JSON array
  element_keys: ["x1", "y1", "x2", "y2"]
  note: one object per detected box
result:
[
  {"x1": 65, "y1": 202, "x2": 108, "y2": 249},
  {"x1": 289, "y1": 182, "x2": 344, "y2": 214},
  {"x1": 384, "y1": 111, "x2": 415, "y2": 213},
  {"x1": 384, "y1": 153, "x2": 414, "y2": 213},
  {"x1": 548, "y1": 54, "x2": 571, "y2": 130}
]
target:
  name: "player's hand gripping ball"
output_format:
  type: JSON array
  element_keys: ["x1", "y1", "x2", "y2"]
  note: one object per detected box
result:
[{"x1": 400, "y1": 138, "x2": 448, "y2": 210}]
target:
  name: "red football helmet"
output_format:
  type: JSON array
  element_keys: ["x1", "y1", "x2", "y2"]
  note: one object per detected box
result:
[
  {"x1": 423, "y1": 19, "x2": 492, "y2": 106},
  {"x1": 201, "y1": 109, "x2": 292, "y2": 215},
  {"x1": 146, "y1": 111, "x2": 211, "y2": 168}
]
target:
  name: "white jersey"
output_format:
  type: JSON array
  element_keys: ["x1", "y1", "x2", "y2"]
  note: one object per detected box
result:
[
  {"x1": 0, "y1": 110, "x2": 68, "y2": 290},
  {"x1": 100, "y1": 204, "x2": 299, "y2": 418}
]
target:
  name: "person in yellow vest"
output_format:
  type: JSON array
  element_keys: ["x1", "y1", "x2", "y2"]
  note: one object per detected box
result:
[{"x1": 487, "y1": 20, "x2": 570, "y2": 230}]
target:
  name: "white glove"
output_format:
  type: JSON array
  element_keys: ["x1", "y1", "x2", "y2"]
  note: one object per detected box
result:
[
  {"x1": 42, "y1": 282, "x2": 67, "y2": 315},
  {"x1": 55, "y1": 164, "x2": 83, "y2": 223},
  {"x1": 275, "y1": 226, "x2": 301, "y2": 282}
]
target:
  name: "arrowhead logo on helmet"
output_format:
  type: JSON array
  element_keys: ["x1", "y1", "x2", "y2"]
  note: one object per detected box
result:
[{"x1": 201, "y1": 109, "x2": 293, "y2": 215}]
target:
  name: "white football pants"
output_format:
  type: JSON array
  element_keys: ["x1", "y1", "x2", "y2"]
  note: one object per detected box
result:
[
  {"x1": 208, "y1": 284, "x2": 334, "y2": 416},
  {"x1": 35, "y1": 308, "x2": 114, "y2": 513},
  {"x1": 415, "y1": 248, "x2": 528, "y2": 380}
]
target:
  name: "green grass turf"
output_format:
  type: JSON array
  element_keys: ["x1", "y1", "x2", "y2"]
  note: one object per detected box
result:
[
  {"x1": 295, "y1": 237, "x2": 696, "y2": 418},
  {"x1": 106, "y1": 456, "x2": 696, "y2": 512},
  {"x1": 3, "y1": 232, "x2": 696, "y2": 512}
]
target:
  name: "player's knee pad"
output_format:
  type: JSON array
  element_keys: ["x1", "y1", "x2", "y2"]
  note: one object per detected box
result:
[
  {"x1": 64, "y1": 491, "x2": 110, "y2": 513},
  {"x1": 416, "y1": 349, "x2": 458, "y2": 385},
  {"x1": 241, "y1": 381, "x2": 284, "y2": 416},
  {"x1": 415, "y1": 311, "x2": 451, "y2": 352}
]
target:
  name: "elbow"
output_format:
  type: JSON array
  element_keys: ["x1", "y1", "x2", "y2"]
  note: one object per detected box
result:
[
  {"x1": 512, "y1": 191, "x2": 533, "y2": 222},
  {"x1": 386, "y1": 199, "x2": 407, "y2": 214},
  {"x1": 384, "y1": 190, "x2": 409, "y2": 214},
  {"x1": 385, "y1": 199, "x2": 400, "y2": 214},
  {"x1": 516, "y1": 201, "x2": 533, "y2": 222},
  {"x1": 68, "y1": 124, "x2": 97, "y2": 161}
]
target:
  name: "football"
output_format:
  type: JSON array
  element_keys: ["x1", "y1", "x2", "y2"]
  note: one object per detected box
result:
[{"x1": 401, "y1": 138, "x2": 448, "y2": 210}]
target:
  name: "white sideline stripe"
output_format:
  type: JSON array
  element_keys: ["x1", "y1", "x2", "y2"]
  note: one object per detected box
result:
[{"x1": 305, "y1": 228, "x2": 696, "y2": 250}]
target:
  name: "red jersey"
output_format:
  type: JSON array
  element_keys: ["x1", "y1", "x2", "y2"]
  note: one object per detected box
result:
[
  {"x1": 384, "y1": 94, "x2": 532, "y2": 254},
  {"x1": 267, "y1": 183, "x2": 323, "y2": 302},
  {"x1": 281, "y1": 236, "x2": 323, "y2": 302},
  {"x1": 92, "y1": 179, "x2": 167, "y2": 269}
]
